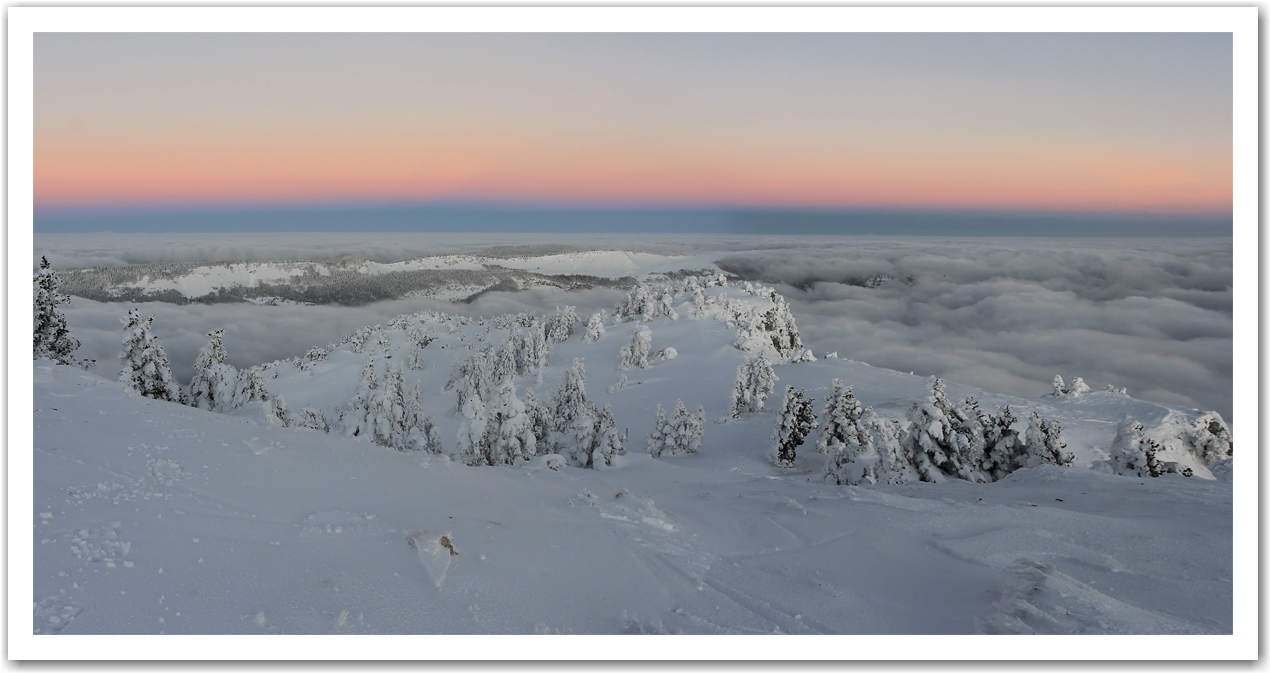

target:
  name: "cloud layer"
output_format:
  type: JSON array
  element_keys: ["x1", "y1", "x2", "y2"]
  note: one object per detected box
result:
[{"x1": 55, "y1": 234, "x2": 1232, "y2": 423}]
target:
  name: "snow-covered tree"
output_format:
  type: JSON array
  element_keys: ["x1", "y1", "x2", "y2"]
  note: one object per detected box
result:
[
  {"x1": 33, "y1": 256, "x2": 80, "y2": 364},
  {"x1": 523, "y1": 388, "x2": 552, "y2": 448},
  {"x1": 869, "y1": 415, "x2": 918, "y2": 484},
  {"x1": 816, "y1": 379, "x2": 870, "y2": 454},
  {"x1": 545, "y1": 305, "x2": 579, "y2": 344},
  {"x1": 1180, "y1": 412, "x2": 1232, "y2": 464},
  {"x1": 407, "y1": 327, "x2": 433, "y2": 370},
  {"x1": 592, "y1": 402, "x2": 626, "y2": 466},
  {"x1": 756, "y1": 288, "x2": 804, "y2": 361},
  {"x1": 769, "y1": 386, "x2": 817, "y2": 468},
  {"x1": 464, "y1": 377, "x2": 535, "y2": 466},
  {"x1": 232, "y1": 366, "x2": 272, "y2": 410},
  {"x1": 336, "y1": 359, "x2": 380, "y2": 439},
  {"x1": 729, "y1": 353, "x2": 778, "y2": 418},
  {"x1": 1068, "y1": 377, "x2": 1091, "y2": 397},
  {"x1": 618, "y1": 326, "x2": 652, "y2": 371},
  {"x1": 1105, "y1": 418, "x2": 1165, "y2": 478},
  {"x1": 1021, "y1": 412, "x2": 1074, "y2": 468},
  {"x1": 188, "y1": 329, "x2": 238, "y2": 412},
  {"x1": 118, "y1": 308, "x2": 185, "y2": 403},
  {"x1": 1051, "y1": 375, "x2": 1068, "y2": 397},
  {"x1": 548, "y1": 358, "x2": 598, "y2": 467},
  {"x1": 901, "y1": 377, "x2": 964, "y2": 482},
  {"x1": 456, "y1": 393, "x2": 490, "y2": 466},
  {"x1": 982, "y1": 406, "x2": 1024, "y2": 481},
  {"x1": 583, "y1": 311, "x2": 606, "y2": 343},
  {"x1": 949, "y1": 397, "x2": 990, "y2": 482},
  {"x1": 648, "y1": 400, "x2": 704, "y2": 457},
  {"x1": 519, "y1": 321, "x2": 551, "y2": 382}
]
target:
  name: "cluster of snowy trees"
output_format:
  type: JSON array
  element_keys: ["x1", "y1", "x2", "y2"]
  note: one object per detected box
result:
[
  {"x1": 646, "y1": 400, "x2": 705, "y2": 458},
  {"x1": 1098, "y1": 412, "x2": 1232, "y2": 478},
  {"x1": 613, "y1": 275, "x2": 814, "y2": 364},
  {"x1": 754, "y1": 376, "x2": 1075, "y2": 485},
  {"x1": 1052, "y1": 375, "x2": 1127, "y2": 397}
]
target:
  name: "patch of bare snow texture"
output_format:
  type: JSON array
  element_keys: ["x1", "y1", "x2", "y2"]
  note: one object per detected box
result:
[{"x1": 976, "y1": 559, "x2": 1213, "y2": 634}]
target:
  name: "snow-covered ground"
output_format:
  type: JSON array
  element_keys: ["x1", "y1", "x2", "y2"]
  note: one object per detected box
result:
[{"x1": 21, "y1": 276, "x2": 1241, "y2": 654}]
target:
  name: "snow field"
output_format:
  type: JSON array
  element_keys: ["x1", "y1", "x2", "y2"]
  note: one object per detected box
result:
[{"x1": 30, "y1": 277, "x2": 1233, "y2": 638}]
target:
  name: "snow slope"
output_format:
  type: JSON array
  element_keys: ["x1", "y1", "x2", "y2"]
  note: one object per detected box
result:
[{"x1": 27, "y1": 279, "x2": 1234, "y2": 647}]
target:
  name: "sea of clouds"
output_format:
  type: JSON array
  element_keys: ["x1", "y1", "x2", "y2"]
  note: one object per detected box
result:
[{"x1": 39, "y1": 233, "x2": 1233, "y2": 423}]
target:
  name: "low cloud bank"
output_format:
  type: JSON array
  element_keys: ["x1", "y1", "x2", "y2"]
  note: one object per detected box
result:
[{"x1": 57, "y1": 234, "x2": 1231, "y2": 423}]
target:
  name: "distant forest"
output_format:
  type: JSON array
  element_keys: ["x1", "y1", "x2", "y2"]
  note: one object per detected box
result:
[{"x1": 58, "y1": 259, "x2": 657, "y2": 306}]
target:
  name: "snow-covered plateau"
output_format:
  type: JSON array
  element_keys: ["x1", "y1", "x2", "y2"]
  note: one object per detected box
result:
[{"x1": 27, "y1": 271, "x2": 1234, "y2": 647}]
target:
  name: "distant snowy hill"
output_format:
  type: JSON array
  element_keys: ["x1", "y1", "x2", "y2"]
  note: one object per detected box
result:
[{"x1": 31, "y1": 275, "x2": 1233, "y2": 636}]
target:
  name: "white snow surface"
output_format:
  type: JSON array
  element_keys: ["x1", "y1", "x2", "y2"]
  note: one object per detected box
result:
[{"x1": 30, "y1": 283, "x2": 1232, "y2": 639}]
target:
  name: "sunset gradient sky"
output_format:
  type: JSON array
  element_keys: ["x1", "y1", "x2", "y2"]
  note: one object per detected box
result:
[{"x1": 34, "y1": 33, "x2": 1232, "y2": 214}]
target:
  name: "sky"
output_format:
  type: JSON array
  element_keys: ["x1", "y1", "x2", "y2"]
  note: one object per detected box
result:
[{"x1": 34, "y1": 32, "x2": 1233, "y2": 219}]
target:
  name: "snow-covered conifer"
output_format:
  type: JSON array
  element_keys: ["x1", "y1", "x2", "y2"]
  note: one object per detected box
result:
[
  {"x1": 188, "y1": 329, "x2": 238, "y2": 412},
  {"x1": 472, "y1": 378, "x2": 535, "y2": 465},
  {"x1": 1051, "y1": 375, "x2": 1068, "y2": 397},
  {"x1": 549, "y1": 358, "x2": 598, "y2": 467},
  {"x1": 654, "y1": 400, "x2": 704, "y2": 457},
  {"x1": 1181, "y1": 412, "x2": 1232, "y2": 464},
  {"x1": 1021, "y1": 412, "x2": 1074, "y2": 468},
  {"x1": 769, "y1": 386, "x2": 817, "y2": 468},
  {"x1": 545, "y1": 306, "x2": 578, "y2": 344},
  {"x1": 592, "y1": 402, "x2": 625, "y2": 466},
  {"x1": 729, "y1": 353, "x2": 778, "y2": 418},
  {"x1": 583, "y1": 311, "x2": 606, "y2": 343},
  {"x1": 34, "y1": 256, "x2": 80, "y2": 364},
  {"x1": 407, "y1": 328, "x2": 433, "y2": 370},
  {"x1": 232, "y1": 367, "x2": 271, "y2": 410},
  {"x1": 646, "y1": 405, "x2": 669, "y2": 458},
  {"x1": 902, "y1": 377, "x2": 966, "y2": 483},
  {"x1": 520, "y1": 321, "x2": 550, "y2": 382},
  {"x1": 1106, "y1": 418, "x2": 1164, "y2": 478},
  {"x1": 949, "y1": 397, "x2": 990, "y2": 482},
  {"x1": 336, "y1": 359, "x2": 379, "y2": 439},
  {"x1": 816, "y1": 379, "x2": 870, "y2": 454},
  {"x1": 982, "y1": 406, "x2": 1023, "y2": 481},
  {"x1": 1068, "y1": 377, "x2": 1091, "y2": 397},
  {"x1": 523, "y1": 388, "x2": 552, "y2": 447},
  {"x1": 118, "y1": 308, "x2": 185, "y2": 403},
  {"x1": 869, "y1": 416, "x2": 918, "y2": 484},
  {"x1": 618, "y1": 325, "x2": 652, "y2": 371},
  {"x1": 456, "y1": 393, "x2": 490, "y2": 466}
]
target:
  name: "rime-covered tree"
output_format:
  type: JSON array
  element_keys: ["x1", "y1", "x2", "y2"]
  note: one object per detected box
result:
[
  {"x1": 1021, "y1": 412, "x2": 1074, "y2": 468},
  {"x1": 188, "y1": 329, "x2": 238, "y2": 412},
  {"x1": 523, "y1": 388, "x2": 552, "y2": 448},
  {"x1": 545, "y1": 305, "x2": 579, "y2": 344},
  {"x1": 816, "y1": 379, "x2": 870, "y2": 454},
  {"x1": 869, "y1": 416, "x2": 918, "y2": 484},
  {"x1": 232, "y1": 367, "x2": 271, "y2": 410},
  {"x1": 649, "y1": 400, "x2": 704, "y2": 457},
  {"x1": 1181, "y1": 412, "x2": 1233, "y2": 463},
  {"x1": 407, "y1": 327, "x2": 433, "y2": 370},
  {"x1": 949, "y1": 397, "x2": 990, "y2": 482},
  {"x1": 902, "y1": 377, "x2": 980, "y2": 482},
  {"x1": 1106, "y1": 418, "x2": 1164, "y2": 478},
  {"x1": 119, "y1": 308, "x2": 185, "y2": 403},
  {"x1": 549, "y1": 358, "x2": 598, "y2": 467},
  {"x1": 337, "y1": 359, "x2": 379, "y2": 439},
  {"x1": 583, "y1": 311, "x2": 606, "y2": 343},
  {"x1": 1051, "y1": 375, "x2": 1068, "y2": 397},
  {"x1": 982, "y1": 406, "x2": 1024, "y2": 481},
  {"x1": 592, "y1": 402, "x2": 625, "y2": 466},
  {"x1": 1068, "y1": 377, "x2": 1091, "y2": 397},
  {"x1": 465, "y1": 377, "x2": 535, "y2": 466},
  {"x1": 520, "y1": 321, "x2": 551, "y2": 382},
  {"x1": 33, "y1": 256, "x2": 80, "y2": 364},
  {"x1": 729, "y1": 353, "x2": 778, "y2": 418},
  {"x1": 769, "y1": 386, "x2": 817, "y2": 468},
  {"x1": 618, "y1": 325, "x2": 652, "y2": 371},
  {"x1": 646, "y1": 404, "x2": 669, "y2": 458}
]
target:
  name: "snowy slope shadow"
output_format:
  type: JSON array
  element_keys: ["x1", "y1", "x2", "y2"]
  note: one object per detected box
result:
[
  {"x1": 975, "y1": 558, "x2": 1215, "y2": 634},
  {"x1": 405, "y1": 531, "x2": 456, "y2": 588}
]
